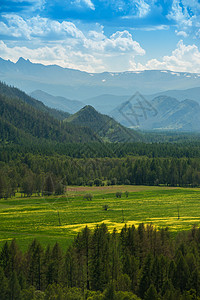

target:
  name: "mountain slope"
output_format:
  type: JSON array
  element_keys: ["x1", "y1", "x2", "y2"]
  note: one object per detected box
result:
[
  {"x1": 30, "y1": 90, "x2": 84, "y2": 114},
  {"x1": 0, "y1": 83, "x2": 99, "y2": 144},
  {"x1": 0, "y1": 81, "x2": 70, "y2": 121},
  {"x1": 111, "y1": 95, "x2": 200, "y2": 131},
  {"x1": 146, "y1": 87, "x2": 200, "y2": 104},
  {"x1": 66, "y1": 105, "x2": 142, "y2": 142}
]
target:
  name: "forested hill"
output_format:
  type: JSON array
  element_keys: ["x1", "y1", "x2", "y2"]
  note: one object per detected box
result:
[
  {"x1": 0, "y1": 82, "x2": 99, "y2": 144},
  {"x1": 0, "y1": 82, "x2": 144, "y2": 145},
  {"x1": 0, "y1": 81, "x2": 70, "y2": 121},
  {"x1": 66, "y1": 105, "x2": 142, "y2": 142}
]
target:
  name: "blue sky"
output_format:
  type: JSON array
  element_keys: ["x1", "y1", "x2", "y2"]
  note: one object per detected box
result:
[{"x1": 0, "y1": 0, "x2": 200, "y2": 72}]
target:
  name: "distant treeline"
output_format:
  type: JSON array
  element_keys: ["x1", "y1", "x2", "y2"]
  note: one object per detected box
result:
[
  {"x1": 2, "y1": 141, "x2": 200, "y2": 160},
  {"x1": 1, "y1": 224, "x2": 200, "y2": 299},
  {"x1": 1, "y1": 154, "x2": 200, "y2": 197}
]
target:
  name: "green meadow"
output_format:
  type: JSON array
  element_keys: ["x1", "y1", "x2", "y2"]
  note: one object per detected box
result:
[{"x1": 1, "y1": 185, "x2": 200, "y2": 251}]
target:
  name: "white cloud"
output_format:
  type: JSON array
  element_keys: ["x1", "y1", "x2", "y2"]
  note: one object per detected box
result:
[
  {"x1": 130, "y1": 40, "x2": 200, "y2": 73},
  {"x1": 167, "y1": 0, "x2": 200, "y2": 32},
  {"x1": 0, "y1": 40, "x2": 103, "y2": 72},
  {"x1": 97, "y1": 0, "x2": 151, "y2": 18},
  {"x1": 139, "y1": 25, "x2": 169, "y2": 31},
  {"x1": 196, "y1": 29, "x2": 200, "y2": 38},
  {"x1": 0, "y1": 15, "x2": 145, "y2": 72},
  {"x1": 0, "y1": 15, "x2": 145, "y2": 55},
  {"x1": 120, "y1": 0, "x2": 151, "y2": 18},
  {"x1": 136, "y1": 0, "x2": 150, "y2": 18},
  {"x1": 167, "y1": 0, "x2": 193, "y2": 28},
  {"x1": 73, "y1": 0, "x2": 95, "y2": 10},
  {"x1": 0, "y1": 15, "x2": 32, "y2": 39},
  {"x1": 1, "y1": 15, "x2": 85, "y2": 40},
  {"x1": 175, "y1": 30, "x2": 188, "y2": 37},
  {"x1": 182, "y1": 0, "x2": 200, "y2": 13},
  {"x1": 84, "y1": 30, "x2": 145, "y2": 55},
  {"x1": 8, "y1": 0, "x2": 45, "y2": 12}
]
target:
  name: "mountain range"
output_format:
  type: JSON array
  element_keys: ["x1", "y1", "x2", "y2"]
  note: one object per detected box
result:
[
  {"x1": 1, "y1": 57, "x2": 200, "y2": 132},
  {"x1": 1, "y1": 57, "x2": 200, "y2": 100},
  {"x1": 0, "y1": 82, "x2": 97, "y2": 144},
  {"x1": 30, "y1": 87, "x2": 200, "y2": 132},
  {"x1": 0, "y1": 81, "x2": 142, "y2": 145},
  {"x1": 110, "y1": 95, "x2": 200, "y2": 131},
  {"x1": 30, "y1": 90, "x2": 84, "y2": 114}
]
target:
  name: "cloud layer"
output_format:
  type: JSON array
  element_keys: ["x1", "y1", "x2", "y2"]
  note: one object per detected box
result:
[
  {"x1": 0, "y1": 15, "x2": 145, "y2": 72},
  {"x1": 131, "y1": 40, "x2": 200, "y2": 73},
  {"x1": 0, "y1": 0, "x2": 200, "y2": 72}
]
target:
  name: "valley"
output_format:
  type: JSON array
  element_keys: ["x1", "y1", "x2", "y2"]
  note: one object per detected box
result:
[
  {"x1": 2, "y1": 1, "x2": 200, "y2": 297},
  {"x1": 1, "y1": 185, "x2": 200, "y2": 251}
]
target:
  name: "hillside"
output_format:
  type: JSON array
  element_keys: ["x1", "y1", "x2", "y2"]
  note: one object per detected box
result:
[
  {"x1": 31, "y1": 90, "x2": 84, "y2": 114},
  {"x1": 0, "y1": 83, "x2": 99, "y2": 144},
  {"x1": 146, "y1": 86, "x2": 200, "y2": 103},
  {"x1": 111, "y1": 95, "x2": 200, "y2": 131},
  {"x1": 0, "y1": 81, "x2": 70, "y2": 121},
  {"x1": 66, "y1": 105, "x2": 142, "y2": 142}
]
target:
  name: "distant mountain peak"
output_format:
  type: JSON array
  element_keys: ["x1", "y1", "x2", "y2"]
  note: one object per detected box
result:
[
  {"x1": 182, "y1": 99, "x2": 200, "y2": 107},
  {"x1": 67, "y1": 105, "x2": 101, "y2": 123},
  {"x1": 16, "y1": 57, "x2": 31, "y2": 64},
  {"x1": 66, "y1": 104, "x2": 142, "y2": 142},
  {"x1": 81, "y1": 105, "x2": 97, "y2": 112},
  {"x1": 1, "y1": 56, "x2": 200, "y2": 100}
]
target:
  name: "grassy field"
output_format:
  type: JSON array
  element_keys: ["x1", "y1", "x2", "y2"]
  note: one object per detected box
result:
[{"x1": 1, "y1": 185, "x2": 200, "y2": 251}]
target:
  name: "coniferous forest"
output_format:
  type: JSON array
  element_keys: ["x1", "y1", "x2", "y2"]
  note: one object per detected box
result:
[
  {"x1": 2, "y1": 82, "x2": 200, "y2": 299},
  {"x1": 1, "y1": 224, "x2": 200, "y2": 299},
  {"x1": 1, "y1": 81, "x2": 200, "y2": 198},
  {"x1": 1, "y1": 153, "x2": 200, "y2": 198}
]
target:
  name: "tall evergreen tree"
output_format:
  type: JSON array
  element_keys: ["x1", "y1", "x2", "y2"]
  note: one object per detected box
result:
[{"x1": 9, "y1": 271, "x2": 22, "y2": 300}]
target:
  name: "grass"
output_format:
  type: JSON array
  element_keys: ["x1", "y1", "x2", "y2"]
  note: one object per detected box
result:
[{"x1": 0, "y1": 185, "x2": 200, "y2": 251}]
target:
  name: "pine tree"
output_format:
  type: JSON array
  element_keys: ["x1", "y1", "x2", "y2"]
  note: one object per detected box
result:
[
  {"x1": 0, "y1": 266, "x2": 9, "y2": 300},
  {"x1": 90, "y1": 224, "x2": 110, "y2": 291},
  {"x1": 74, "y1": 226, "x2": 91, "y2": 290},
  {"x1": 0, "y1": 241, "x2": 11, "y2": 277},
  {"x1": 48, "y1": 242, "x2": 63, "y2": 285},
  {"x1": 9, "y1": 271, "x2": 22, "y2": 300},
  {"x1": 139, "y1": 253, "x2": 153, "y2": 298},
  {"x1": 44, "y1": 174, "x2": 54, "y2": 196},
  {"x1": 103, "y1": 281, "x2": 116, "y2": 300},
  {"x1": 174, "y1": 252, "x2": 189, "y2": 292},
  {"x1": 144, "y1": 284, "x2": 158, "y2": 300},
  {"x1": 26, "y1": 239, "x2": 43, "y2": 289}
]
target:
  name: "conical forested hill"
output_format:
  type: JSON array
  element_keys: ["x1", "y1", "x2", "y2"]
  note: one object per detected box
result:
[{"x1": 66, "y1": 105, "x2": 143, "y2": 142}]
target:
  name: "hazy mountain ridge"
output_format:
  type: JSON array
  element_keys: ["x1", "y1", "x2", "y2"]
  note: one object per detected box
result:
[
  {"x1": 1, "y1": 57, "x2": 200, "y2": 133},
  {"x1": 1, "y1": 57, "x2": 200, "y2": 99},
  {"x1": 83, "y1": 94, "x2": 129, "y2": 114},
  {"x1": 30, "y1": 90, "x2": 84, "y2": 114},
  {"x1": 28, "y1": 87, "x2": 200, "y2": 132},
  {"x1": 111, "y1": 95, "x2": 200, "y2": 131},
  {"x1": 0, "y1": 81, "x2": 142, "y2": 144},
  {"x1": 146, "y1": 87, "x2": 200, "y2": 103},
  {"x1": 0, "y1": 81, "x2": 70, "y2": 121}
]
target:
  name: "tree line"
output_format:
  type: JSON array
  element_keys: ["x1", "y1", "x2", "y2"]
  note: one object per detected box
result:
[
  {"x1": 1, "y1": 155, "x2": 200, "y2": 198},
  {"x1": 2, "y1": 140, "x2": 200, "y2": 161},
  {"x1": 1, "y1": 224, "x2": 200, "y2": 299}
]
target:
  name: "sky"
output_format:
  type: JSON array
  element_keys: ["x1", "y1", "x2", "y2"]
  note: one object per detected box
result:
[{"x1": 0, "y1": 0, "x2": 200, "y2": 73}]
